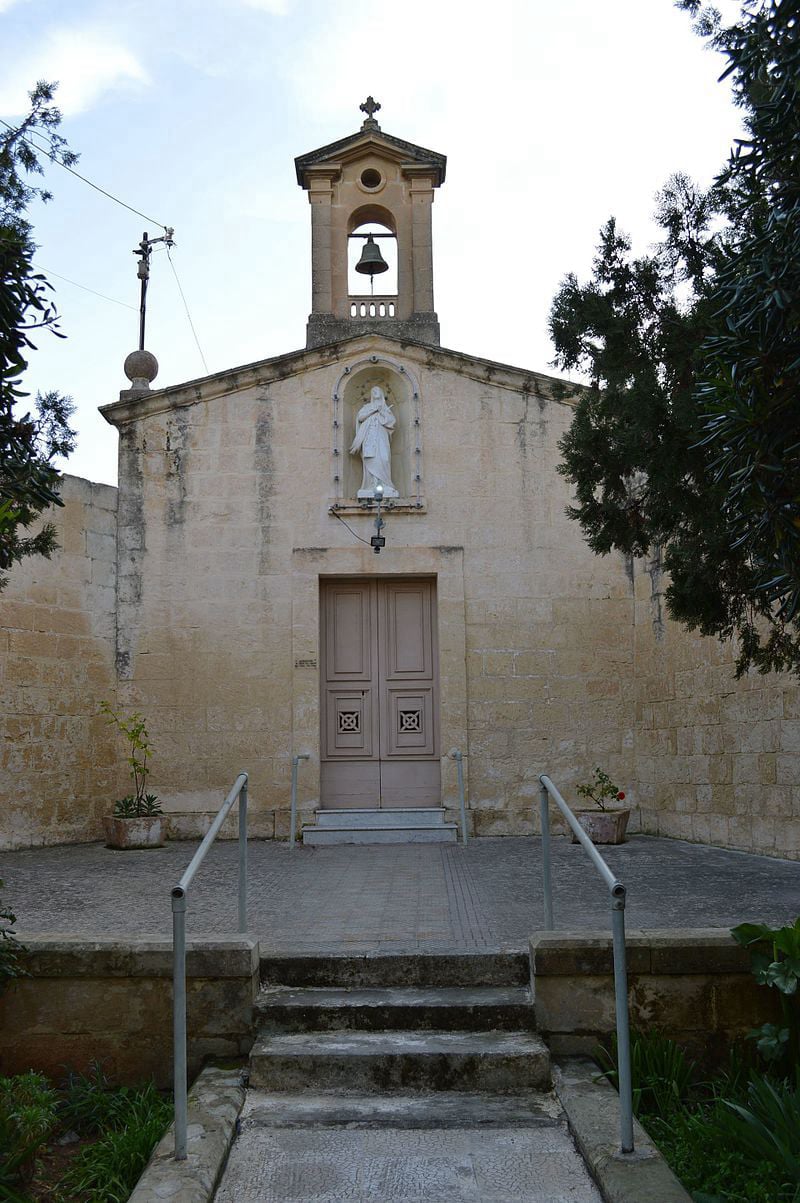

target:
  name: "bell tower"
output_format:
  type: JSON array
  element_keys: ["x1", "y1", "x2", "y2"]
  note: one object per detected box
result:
[{"x1": 296, "y1": 99, "x2": 446, "y2": 348}]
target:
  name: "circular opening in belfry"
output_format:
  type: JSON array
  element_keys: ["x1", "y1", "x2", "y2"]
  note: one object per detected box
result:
[{"x1": 360, "y1": 168, "x2": 382, "y2": 189}]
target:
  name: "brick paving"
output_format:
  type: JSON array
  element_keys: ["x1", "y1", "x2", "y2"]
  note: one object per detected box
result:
[{"x1": 2, "y1": 836, "x2": 797, "y2": 953}]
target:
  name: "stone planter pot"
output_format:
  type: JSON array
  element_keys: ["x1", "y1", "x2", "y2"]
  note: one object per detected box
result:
[
  {"x1": 103, "y1": 815, "x2": 165, "y2": 850},
  {"x1": 571, "y1": 808, "x2": 630, "y2": 845}
]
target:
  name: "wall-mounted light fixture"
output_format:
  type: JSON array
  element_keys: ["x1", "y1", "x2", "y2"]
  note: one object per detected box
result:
[{"x1": 370, "y1": 483, "x2": 386, "y2": 554}]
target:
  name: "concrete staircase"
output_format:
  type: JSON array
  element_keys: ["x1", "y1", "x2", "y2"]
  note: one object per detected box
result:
[
  {"x1": 302, "y1": 806, "x2": 459, "y2": 845},
  {"x1": 212, "y1": 954, "x2": 606, "y2": 1202},
  {"x1": 249, "y1": 950, "x2": 550, "y2": 1100}
]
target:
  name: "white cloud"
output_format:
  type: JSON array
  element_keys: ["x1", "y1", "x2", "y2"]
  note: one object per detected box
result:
[
  {"x1": 0, "y1": 0, "x2": 27, "y2": 11},
  {"x1": 0, "y1": 25, "x2": 148, "y2": 117}
]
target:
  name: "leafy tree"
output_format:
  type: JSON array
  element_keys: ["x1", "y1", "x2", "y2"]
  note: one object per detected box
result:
[
  {"x1": 0, "y1": 80, "x2": 76, "y2": 590},
  {"x1": 684, "y1": 0, "x2": 800, "y2": 643},
  {"x1": 550, "y1": 1, "x2": 800, "y2": 677}
]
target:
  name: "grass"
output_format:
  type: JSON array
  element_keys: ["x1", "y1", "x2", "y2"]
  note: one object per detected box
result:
[{"x1": 0, "y1": 1063, "x2": 171, "y2": 1203}]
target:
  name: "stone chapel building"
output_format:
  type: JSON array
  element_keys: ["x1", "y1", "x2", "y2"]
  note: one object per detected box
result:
[{"x1": 2, "y1": 105, "x2": 798, "y2": 856}]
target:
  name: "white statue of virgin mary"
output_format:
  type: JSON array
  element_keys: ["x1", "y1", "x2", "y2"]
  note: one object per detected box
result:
[{"x1": 350, "y1": 386, "x2": 400, "y2": 498}]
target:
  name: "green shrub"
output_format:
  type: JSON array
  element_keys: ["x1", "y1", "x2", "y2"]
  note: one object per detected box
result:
[
  {"x1": 58, "y1": 1081, "x2": 172, "y2": 1202},
  {"x1": 0, "y1": 1071, "x2": 59, "y2": 1202},
  {"x1": 595, "y1": 1028, "x2": 696, "y2": 1119},
  {"x1": 0, "y1": 880, "x2": 26, "y2": 994}
]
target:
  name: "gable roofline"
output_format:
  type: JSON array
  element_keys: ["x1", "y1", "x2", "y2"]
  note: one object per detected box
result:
[
  {"x1": 100, "y1": 333, "x2": 581, "y2": 427},
  {"x1": 295, "y1": 128, "x2": 446, "y2": 187}
]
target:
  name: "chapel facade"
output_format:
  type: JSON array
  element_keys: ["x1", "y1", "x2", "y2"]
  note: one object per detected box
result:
[{"x1": 2, "y1": 104, "x2": 797, "y2": 858}]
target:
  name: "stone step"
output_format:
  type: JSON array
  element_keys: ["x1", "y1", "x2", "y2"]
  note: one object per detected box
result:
[
  {"x1": 302, "y1": 824, "x2": 458, "y2": 845},
  {"x1": 254, "y1": 985, "x2": 535, "y2": 1033},
  {"x1": 239, "y1": 1089, "x2": 562, "y2": 1129},
  {"x1": 248, "y1": 1029, "x2": 551, "y2": 1093},
  {"x1": 314, "y1": 807, "x2": 448, "y2": 829},
  {"x1": 259, "y1": 951, "x2": 530, "y2": 989}
]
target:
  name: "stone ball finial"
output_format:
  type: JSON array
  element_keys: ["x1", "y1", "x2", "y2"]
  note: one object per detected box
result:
[{"x1": 124, "y1": 349, "x2": 159, "y2": 391}]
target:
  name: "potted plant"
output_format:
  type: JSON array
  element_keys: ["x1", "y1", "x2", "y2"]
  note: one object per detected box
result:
[
  {"x1": 572, "y1": 766, "x2": 630, "y2": 845},
  {"x1": 100, "y1": 702, "x2": 164, "y2": 849}
]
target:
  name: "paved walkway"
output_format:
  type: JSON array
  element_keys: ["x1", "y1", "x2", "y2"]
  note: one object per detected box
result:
[
  {"x1": 215, "y1": 1109, "x2": 603, "y2": 1203},
  {"x1": 3, "y1": 836, "x2": 797, "y2": 952}
]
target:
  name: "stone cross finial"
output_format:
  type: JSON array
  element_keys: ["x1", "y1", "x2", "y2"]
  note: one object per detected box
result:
[{"x1": 360, "y1": 96, "x2": 381, "y2": 129}]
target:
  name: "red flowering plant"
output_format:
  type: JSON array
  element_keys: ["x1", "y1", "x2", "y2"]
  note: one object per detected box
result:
[{"x1": 575, "y1": 767, "x2": 626, "y2": 813}]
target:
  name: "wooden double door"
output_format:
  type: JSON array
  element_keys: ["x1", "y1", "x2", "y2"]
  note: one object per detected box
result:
[{"x1": 320, "y1": 577, "x2": 441, "y2": 809}]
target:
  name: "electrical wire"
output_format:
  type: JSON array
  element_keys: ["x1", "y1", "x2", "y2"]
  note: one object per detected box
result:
[
  {"x1": 166, "y1": 246, "x2": 210, "y2": 375},
  {"x1": 31, "y1": 262, "x2": 137, "y2": 310},
  {"x1": 330, "y1": 508, "x2": 373, "y2": 547},
  {"x1": 0, "y1": 118, "x2": 170, "y2": 230}
]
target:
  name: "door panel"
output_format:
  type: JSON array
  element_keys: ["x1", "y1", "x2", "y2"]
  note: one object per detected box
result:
[
  {"x1": 320, "y1": 577, "x2": 440, "y2": 809},
  {"x1": 325, "y1": 584, "x2": 375, "y2": 681}
]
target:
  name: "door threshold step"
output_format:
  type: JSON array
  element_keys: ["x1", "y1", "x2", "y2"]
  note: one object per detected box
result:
[
  {"x1": 240, "y1": 1089, "x2": 563, "y2": 1129},
  {"x1": 303, "y1": 825, "x2": 458, "y2": 845},
  {"x1": 249, "y1": 1028, "x2": 551, "y2": 1092},
  {"x1": 314, "y1": 807, "x2": 448, "y2": 830},
  {"x1": 254, "y1": 985, "x2": 535, "y2": 1031}
]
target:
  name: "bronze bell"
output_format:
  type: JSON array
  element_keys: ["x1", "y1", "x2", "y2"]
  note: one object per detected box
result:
[{"x1": 355, "y1": 233, "x2": 389, "y2": 277}]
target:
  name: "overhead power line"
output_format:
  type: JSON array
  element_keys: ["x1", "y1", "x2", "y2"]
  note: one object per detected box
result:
[
  {"x1": 167, "y1": 247, "x2": 210, "y2": 375},
  {"x1": 32, "y1": 262, "x2": 137, "y2": 311},
  {"x1": 0, "y1": 118, "x2": 169, "y2": 230}
]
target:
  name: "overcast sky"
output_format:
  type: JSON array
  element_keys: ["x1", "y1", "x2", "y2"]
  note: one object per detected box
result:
[{"x1": 3, "y1": 0, "x2": 743, "y2": 486}]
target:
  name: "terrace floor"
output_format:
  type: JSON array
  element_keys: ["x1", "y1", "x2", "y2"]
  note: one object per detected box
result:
[{"x1": 3, "y1": 835, "x2": 797, "y2": 953}]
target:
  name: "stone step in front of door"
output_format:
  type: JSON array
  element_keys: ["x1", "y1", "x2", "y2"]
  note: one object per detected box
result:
[
  {"x1": 254, "y1": 985, "x2": 535, "y2": 1033},
  {"x1": 303, "y1": 823, "x2": 458, "y2": 845},
  {"x1": 259, "y1": 951, "x2": 530, "y2": 988},
  {"x1": 314, "y1": 807, "x2": 449, "y2": 829},
  {"x1": 248, "y1": 1029, "x2": 552, "y2": 1093}
]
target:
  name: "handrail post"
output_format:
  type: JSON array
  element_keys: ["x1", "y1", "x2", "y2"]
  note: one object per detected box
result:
[
  {"x1": 539, "y1": 783, "x2": 554, "y2": 930},
  {"x1": 238, "y1": 776, "x2": 248, "y2": 933},
  {"x1": 453, "y1": 750, "x2": 467, "y2": 844},
  {"x1": 539, "y1": 772, "x2": 634, "y2": 1154},
  {"x1": 611, "y1": 889, "x2": 634, "y2": 1154},
  {"x1": 171, "y1": 886, "x2": 188, "y2": 1161},
  {"x1": 170, "y1": 771, "x2": 248, "y2": 1160},
  {"x1": 290, "y1": 755, "x2": 309, "y2": 848}
]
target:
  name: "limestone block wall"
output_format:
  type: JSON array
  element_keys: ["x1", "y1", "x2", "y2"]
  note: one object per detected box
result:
[
  {"x1": 103, "y1": 335, "x2": 636, "y2": 839},
  {"x1": 0, "y1": 476, "x2": 120, "y2": 848},
  {"x1": 632, "y1": 555, "x2": 800, "y2": 861},
  {"x1": 0, "y1": 936, "x2": 259, "y2": 1086}
]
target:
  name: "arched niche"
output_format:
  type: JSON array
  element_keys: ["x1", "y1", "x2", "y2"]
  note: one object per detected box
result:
[
  {"x1": 342, "y1": 366, "x2": 409, "y2": 499},
  {"x1": 331, "y1": 358, "x2": 424, "y2": 510}
]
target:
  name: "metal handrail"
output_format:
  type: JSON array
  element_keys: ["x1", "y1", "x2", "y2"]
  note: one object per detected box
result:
[
  {"x1": 171, "y1": 771, "x2": 248, "y2": 1160},
  {"x1": 289, "y1": 754, "x2": 310, "y2": 847},
  {"x1": 538, "y1": 773, "x2": 634, "y2": 1155},
  {"x1": 451, "y1": 749, "x2": 468, "y2": 844}
]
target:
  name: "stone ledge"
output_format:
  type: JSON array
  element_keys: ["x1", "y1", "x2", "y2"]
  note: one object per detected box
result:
[
  {"x1": 14, "y1": 934, "x2": 259, "y2": 979},
  {"x1": 554, "y1": 1058, "x2": 691, "y2": 1203},
  {"x1": 530, "y1": 929, "x2": 777, "y2": 1060},
  {"x1": 129, "y1": 1064, "x2": 245, "y2": 1203},
  {"x1": 530, "y1": 929, "x2": 750, "y2": 976}
]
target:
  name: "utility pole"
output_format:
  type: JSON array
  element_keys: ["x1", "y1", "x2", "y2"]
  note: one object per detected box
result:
[{"x1": 134, "y1": 228, "x2": 175, "y2": 350}]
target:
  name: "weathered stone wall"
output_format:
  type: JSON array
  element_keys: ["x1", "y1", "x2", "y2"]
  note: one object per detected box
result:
[
  {"x1": 632, "y1": 555, "x2": 800, "y2": 860},
  {"x1": 0, "y1": 476, "x2": 120, "y2": 849},
  {"x1": 0, "y1": 936, "x2": 258, "y2": 1086},
  {"x1": 531, "y1": 930, "x2": 780, "y2": 1062},
  {"x1": 103, "y1": 335, "x2": 636, "y2": 838}
]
